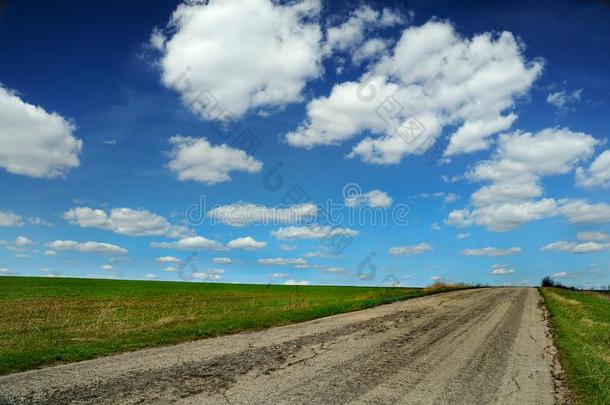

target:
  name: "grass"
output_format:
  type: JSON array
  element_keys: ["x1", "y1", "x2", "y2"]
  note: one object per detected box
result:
[
  {"x1": 0, "y1": 276, "x2": 467, "y2": 375},
  {"x1": 540, "y1": 287, "x2": 610, "y2": 404}
]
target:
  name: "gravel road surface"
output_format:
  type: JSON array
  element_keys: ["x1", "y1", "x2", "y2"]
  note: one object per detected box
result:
[{"x1": 0, "y1": 288, "x2": 563, "y2": 404}]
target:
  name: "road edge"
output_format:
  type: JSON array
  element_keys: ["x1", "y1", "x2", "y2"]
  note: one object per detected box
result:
[{"x1": 537, "y1": 288, "x2": 572, "y2": 404}]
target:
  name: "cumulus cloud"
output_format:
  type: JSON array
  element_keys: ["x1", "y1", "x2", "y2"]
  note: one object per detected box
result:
[
  {"x1": 155, "y1": 256, "x2": 182, "y2": 263},
  {"x1": 551, "y1": 271, "x2": 578, "y2": 279},
  {"x1": 558, "y1": 200, "x2": 610, "y2": 224},
  {"x1": 208, "y1": 203, "x2": 317, "y2": 226},
  {"x1": 0, "y1": 85, "x2": 82, "y2": 178},
  {"x1": 64, "y1": 207, "x2": 189, "y2": 238},
  {"x1": 490, "y1": 264, "x2": 515, "y2": 275},
  {"x1": 284, "y1": 279, "x2": 311, "y2": 286},
  {"x1": 43, "y1": 250, "x2": 57, "y2": 256},
  {"x1": 151, "y1": 235, "x2": 225, "y2": 251},
  {"x1": 47, "y1": 240, "x2": 128, "y2": 255},
  {"x1": 324, "y1": 5, "x2": 404, "y2": 62},
  {"x1": 28, "y1": 217, "x2": 53, "y2": 227},
  {"x1": 271, "y1": 226, "x2": 358, "y2": 240},
  {"x1": 192, "y1": 269, "x2": 224, "y2": 281},
  {"x1": 286, "y1": 20, "x2": 542, "y2": 163},
  {"x1": 388, "y1": 243, "x2": 433, "y2": 256},
  {"x1": 258, "y1": 257, "x2": 308, "y2": 266},
  {"x1": 168, "y1": 136, "x2": 262, "y2": 185},
  {"x1": 0, "y1": 267, "x2": 16, "y2": 276},
  {"x1": 345, "y1": 189, "x2": 393, "y2": 208},
  {"x1": 456, "y1": 233, "x2": 470, "y2": 240},
  {"x1": 155, "y1": 0, "x2": 323, "y2": 120},
  {"x1": 576, "y1": 150, "x2": 610, "y2": 189},
  {"x1": 546, "y1": 89, "x2": 582, "y2": 110},
  {"x1": 461, "y1": 247, "x2": 521, "y2": 256},
  {"x1": 15, "y1": 236, "x2": 34, "y2": 247},
  {"x1": 411, "y1": 192, "x2": 459, "y2": 204},
  {"x1": 212, "y1": 257, "x2": 233, "y2": 265},
  {"x1": 541, "y1": 240, "x2": 610, "y2": 254},
  {"x1": 0, "y1": 210, "x2": 23, "y2": 227},
  {"x1": 352, "y1": 38, "x2": 390, "y2": 65},
  {"x1": 226, "y1": 236, "x2": 267, "y2": 250},
  {"x1": 576, "y1": 231, "x2": 609, "y2": 241},
  {"x1": 446, "y1": 128, "x2": 598, "y2": 231},
  {"x1": 446, "y1": 199, "x2": 558, "y2": 232}
]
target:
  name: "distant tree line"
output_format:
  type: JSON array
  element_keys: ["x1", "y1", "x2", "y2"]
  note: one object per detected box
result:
[{"x1": 541, "y1": 276, "x2": 610, "y2": 291}]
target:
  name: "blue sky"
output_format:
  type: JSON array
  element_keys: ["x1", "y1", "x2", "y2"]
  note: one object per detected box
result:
[{"x1": 1, "y1": 0, "x2": 609, "y2": 288}]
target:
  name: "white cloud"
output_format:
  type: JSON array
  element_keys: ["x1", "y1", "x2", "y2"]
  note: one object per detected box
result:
[
  {"x1": 324, "y1": 5, "x2": 403, "y2": 61},
  {"x1": 155, "y1": 256, "x2": 182, "y2": 263},
  {"x1": 0, "y1": 85, "x2": 82, "y2": 178},
  {"x1": 576, "y1": 150, "x2": 610, "y2": 189},
  {"x1": 445, "y1": 114, "x2": 518, "y2": 156},
  {"x1": 388, "y1": 243, "x2": 433, "y2": 256},
  {"x1": 47, "y1": 240, "x2": 128, "y2": 255},
  {"x1": 164, "y1": 266, "x2": 179, "y2": 273},
  {"x1": 461, "y1": 247, "x2": 521, "y2": 256},
  {"x1": 456, "y1": 233, "x2": 470, "y2": 240},
  {"x1": 258, "y1": 257, "x2": 308, "y2": 266},
  {"x1": 0, "y1": 267, "x2": 16, "y2": 276},
  {"x1": 345, "y1": 189, "x2": 393, "y2": 208},
  {"x1": 551, "y1": 271, "x2": 578, "y2": 279},
  {"x1": 468, "y1": 128, "x2": 597, "y2": 201},
  {"x1": 490, "y1": 264, "x2": 515, "y2": 275},
  {"x1": 411, "y1": 192, "x2": 459, "y2": 204},
  {"x1": 271, "y1": 225, "x2": 358, "y2": 240},
  {"x1": 576, "y1": 231, "x2": 609, "y2": 241},
  {"x1": 100, "y1": 264, "x2": 114, "y2": 271},
  {"x1": 64, "y1": 207, "x2": 189, "y2": 238},
  {"x1": 168, "y1": 136, "x2": 262, "y2": 185},
  {"x1": 28, "y1": 217, "x2": 53, "y2": 227},
  {"x1": 226, "y1": 236, "x2": 267, "y2": 250},
  {"x1": 270, "y1": 272, "x2": 289, "y2": 278},
  {"x1": 208, "y1": 203, "x2": 317, "y2": 226},
  {"x1": 151, "y1": 235, "x2": 225, "y2": 251},
  {"x1": 212, "y1": 257, "x2": 233, "y2": 265},
  {"x1": 14, "y1": 253, "x2": 30, "y2": 259},
  {"x1": 192, "y1": 269, "x2": 224, "y2": 281},
  {"x1": 446, "y1": 199, "x2": 558, "y2": 232},
  {"x1": 280, "y1": 244, "x2": 297, "y2": 251},
  {"x1": 317, "y1": 265, "x2": 346, "y2": 274},
  {"x1": 15, "y1": 236, "x2": 34, "y2": 247},
  {"x1": 155, "y1": 0, "x2": 323, "y2": 120},
  {"x1": 144, "y1": 273, "x2": 158, "y2": 280},
  {"x1": 43, "y1": 250, "x2": 57, "y2": 256},
  {"x1": 446, "y1": 128, "x2": 598, "y2": 231},
  {"x1": 558, "y1": 200, "x2": 610, "y2": 224},
  {"x1": 286, "y1": 20, "x2": 542, "y2": 163},
  {"x1": 546, "y1": 89, "x2": 582, "y2": 110},
  {"x1": 352, "y1": 38, "x2": 389, "y2": 64},
  {"x1": 431, "y1": 223, "x2": 441, "y2": 231},
  {"x1": 284, "y1": 279, "x2": 311, "y2": 286},
  {"x1": 0, "y1": 210, "x2": 23, "y2": 227},
  {"x1": 541, "y1": 240, "x2": 610, "y2": 254}
]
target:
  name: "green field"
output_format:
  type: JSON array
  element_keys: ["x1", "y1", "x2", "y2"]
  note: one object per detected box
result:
[
  {"x1": 0, "y1": 276, "x2": 461, "y2": 375},
  {"x1": 540, "y1": 288, "x2": 610, "y2": 405}
]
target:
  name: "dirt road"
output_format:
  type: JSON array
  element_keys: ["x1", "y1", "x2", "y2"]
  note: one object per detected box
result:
[{"x1": 0, "y1": 288, "x2": 563, "y2": 404}]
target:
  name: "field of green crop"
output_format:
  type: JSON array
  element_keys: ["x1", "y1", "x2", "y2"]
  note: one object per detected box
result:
[
  {"x1": 541, "y1": 287, "x2": 610, "y2": 405},
  {"x1": 0, "y1": 276, "x2": 460, "y2": 375}
]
